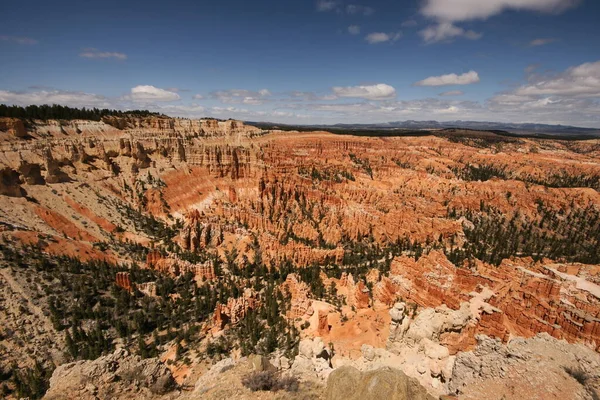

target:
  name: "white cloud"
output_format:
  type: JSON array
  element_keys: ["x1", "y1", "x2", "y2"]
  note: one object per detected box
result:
[
  {"x1": 128, "y1": 85, "x2": 181, "y2": 102},
  {"x1": 348, "y1": 25, "x2": 361, "y2": 35},
  {"x1": 484, "y1": 60, "x2": 600, "y2": 126},
  {"x1": 152, "y1": 103, "x2": 205, "y2": 117},
  {"x1": 435, "y1": 105, "x2": 460, "y2": 114},
  {"x1": 401, "y1": 20, "x2": 418, "y2": 28},
  {"x1": 512, "y1": 60, "x2": 600, "y2": 98},
  {"x1": 208, "y1": 106, "x2": 310, "y2": 122},
  {"x1": 419, "y1": 22, "x2": 482, "y2": 43},
  {"x1": 285, "y1": 91, "x2": 338, "y2": 101},
  {"x1": 0, "y1": 36, "x2": 38, "y2": 45},
  {"x1": 280, "y1": 94, "x2": 600, "y2": 127},
  {"x1": 79, "y1": 48, "x2": 127, "y2": 60},
  {"x1": 317, "y1": 2, "x2": 374, "y2": 15},
  {"x1": 316, "y1": 0, "x2": 337, "y2": 12},
  {"x1": 439, "y1": 90, "x2": 465, "y2": 96},
  {"x1": 308, "y1": 102, "x2": 379, "y2": 113},
  {"x1": 332, "y1": 83, "x2": 396, "y2": 100},
  {"x1": 419, "y1": 0, "x2": 577, "y2": 44},
  {"x1": 365, "y1": 32, "x2": 402, "y2": 44},
  {"x1": 0, "y1": 89, "x2": 111, "y2": 107},
  {"x1": 529, "y1": 38, "x2": 556, "y2": 46},
  {"x1": 415, "y1": 71, "x2": 480, "y2": 86},
  {"x1": 346, "y1": 4, "x2": 374, "y2": 15},
  {"x1": 210, "y1": 89, "x2": 271, "y2": 105},
  {"x1": 291, "y1": 98, "x2": 484, "y2": 120},
  {"x1": 192, "y1": 94, "x2": 204, "y2": 100},
  {"x1": 3, "y1": 60, "x2": 600, "y2": 127},
  {"x1": 487, "y1": 95, "x2": 600, "y2": 126},
  {"x1": 420, "y1": 0, "x2": 580, "y2": 23},
  {"x1": 241, "y1": 97, "x2": 264, "y2": 105},
  {"x1": 366, "y1": 33, "x2": 390, "y2": 44}
]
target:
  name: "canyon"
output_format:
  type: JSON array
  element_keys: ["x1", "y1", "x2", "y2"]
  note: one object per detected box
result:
[{"x1": 0, "y1": 114, "x2": 599, "y2": 399}]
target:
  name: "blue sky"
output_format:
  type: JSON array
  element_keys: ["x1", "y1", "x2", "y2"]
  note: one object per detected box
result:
[{"x1": 1, "y1": 0, "x2": 600, "y2": 127}]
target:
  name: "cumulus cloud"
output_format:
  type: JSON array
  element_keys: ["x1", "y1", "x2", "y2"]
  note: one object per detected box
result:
[
  {"x1": 401, "y1": 20, "x2": 418, "y2": 28},
  {"x1": 208, "y1": 106, "x2": 310, "y2": 122},
  {"x1": 0, "y1": 89, "x2": 111, "y2": 107},
  {"x1": 79, "y1": 48, "x2": 127, "y2": 60},
  {"x1": 348, "y1": 25, "x2": 361, "y2": 35},
  {"x1": 415, "y1": 71, "x2": 480, "y2": 86},
  {"x1": 164, "y1": 87, "x2": 183, "y2": 92},
  {"x1": 332, "y1": 83, "x2": 396, "y2": 100},
  {"x1": 346, "y1": 4, "x2": 374, "y2": 15},
  {"x1": 484, "y1": 60, "x2": 600, "y2": 126},
  {"x1": 192, "y1": 94, "x2": 204, "y2": 100},
  {"x1": 439, "y1": 90, "x2": 465, "y2": 96},
  {"x1": 290, "y1": 98, "x2": 484, "y2": 120},
  {"x1": 317, "y1": 1, "x2": 374, "y2": 15},
  {"x1": 152, "y1": 103, "x2": 205, "y2": 117},
  {"x1": 511, "y1": 60, "x2": 600, "y2": 98},
  {"x1": 419, "y1": 22, "x2": 482, "y2": 43},
  {"x1": 0, "y1": 35, "x2": 38, "y2": 45},
  {"x1": 419, "y1": 0, "x2": 578, "y2": 44},
  {"x1": 127, "y1": 85, "x2": 181, "y2": 102},
  {"x1": 3, "y1": 59, "x2": 600, "y2": 127},
  {"x1": 282, "y1": 94, "x2": 600, "y2": 127},
  {"x1": 316, "y1": 0, "x2": 337, "y2": 12},
  {"x1": 285, "y1": 91, "x2": 338, "y2": 101},
  {"x1": 487, "y1": 94, "x2": 600, "y2": 126},
  {"x1": 365, "y1": 32, "x2": 402, "y2": 44},
  {"x1": 307, "y1": 102, "x2": 379, "y2": 113},
  {"x1": 529, "y1": 38, "x2": 556, "y2": 46},
  {"x1": 420, "y1": 0, "x2": 580, "y2": 23},
  {"x1": 210, "y1": 89, "x2": 271, "y2": 105}
]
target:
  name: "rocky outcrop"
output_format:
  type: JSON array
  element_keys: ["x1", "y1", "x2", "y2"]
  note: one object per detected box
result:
[
  {"x1": 377, "y1": 302, "x2": 460, "y2": 394},
  {"x1": 213, "y1": 289, "x2": 259, "y2": 329},
  {"x1": 318, "y1": 310, "x2": 331, "y2": 335},
  {"x1": 44, "y1": 348, "x2": 177, "y2": 400},
  {"x1": 389, "y1": 251, "x2": 600, "y2": 352},
  {"x1": 119, "y1": 138, "x2": 132, "y2": 156},
  {"x1": 0, "y1": 167, "x2": 25, "y2": 197},
  {"x1": 325, "y1": 365, "x2": 435, "y2": 400},
  {"x1": 138, "y1": 281, "x2": 158, "y2": 297},
  {"x1": 339, "y1": 273, "x2": 371, "y2": 309},
  {"x1": 291, "y1": 337, "x2": 333, "y2": 379},
  {"x1": 18, "y1": 161, "x2": 45, "y2": 184},
  {"x1": 388, "y1": 302, "x2": 472, "y2": 349},
  {"x1": 361, "y1": 296, "x2": 500, "y2": 395},
  {"x1": 373, "y1": 275, "x2": 400, "y2": 307},
  {"x1": 133, "y1": 141, "x2": 152, "y2": 169},
  {"x1": 0, "y1": 117, "x2": 26, "y2": 138},
  {"x1": 281, "y1": 273, "x2": 314, "y2": 319},
  {"x1": 146, "y1": 251, "x2": 215, "y2": 283},
  {"x1": 450, "y1": 334, "x2": 600, "y2": 399},
  {"x1": 191, "y1": 358, "x2": 236, "y2": 395},
  {"x1": 0, "y1": 117, "x2": 600, "y2": 400},
  {"x1": 101, "y1": 116, "x2": 262, "y2": 139},
  {"x1": 179, "y1": 210, "x2": 224, "y2": 252},
  {"x1": 115, "y1": 272, "x2": 132, "y2": 292},
  {"x1": 388, "y1": 302, "x2": 412, "y2": 343},
  {"x1": 69, "y1": 143, "x2": 91, "y2": 164},
  {"x1": 43, "y1": 149, "x2": 70, "y2": 183}
]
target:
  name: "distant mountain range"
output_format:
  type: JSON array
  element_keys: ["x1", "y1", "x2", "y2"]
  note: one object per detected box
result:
[{"x1": 246, "y1": 120, "x2": 600, "y2": 138}]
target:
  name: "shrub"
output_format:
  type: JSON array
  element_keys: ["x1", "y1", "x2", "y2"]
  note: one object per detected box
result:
[
  {"x1": 300, "y1": 321, "x2": 310, "y2": 330},
  {"x1": 273, "y1": 375, "x2": 299, "y2": 392},
  {"x1": 565, "y1": 366, "x2": 588, "y2": 385},
  {"x1": 241, "y1": 371, "x2": 299, "y2": 392}
]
